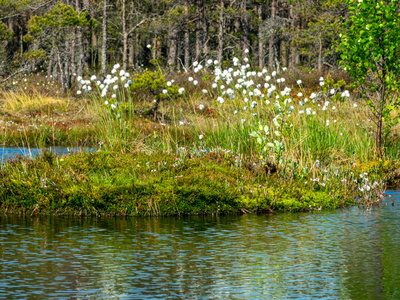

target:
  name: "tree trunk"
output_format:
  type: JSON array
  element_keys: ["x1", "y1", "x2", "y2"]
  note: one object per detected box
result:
[
  {"x1": 122, "y1": 0, "x2": 128, "y2": 71},
  {"x1": 184, "y1": 0, "x2": 190, "y2": 69},
  {"x1": 258, "y1": 3, "x2": 264, "y2": 68},
  {"x1": 167, "y1": 28, "x2": 177, "y2": 70},
  {"x1": 217, "y1": 0, "x2": 224, "y2": 63},
  {"x1": 47, "y1": 49, "x2": 54, "y2": 78},
  {"x1": 318, "y1": 36, "x2": 322, "y2": 71},
  {"x1": 241, "y1": 0, "x2": 249, "y2": 57},
  {"x1": 195, "y1": 4, "x2": 201, "y2": 60},
  {"x1": 281, "y1": 39, "x2": 288, "y2": 68},
  {"x1": 288, "y1": 4, "x2": 293, "y2": 69},
  {"x1": 101, "y1": 0, "x2": 107, "y2": 76},
  {"x1": 201, "y1": 0, "x2": 209, "y2": 57},
  {"x1": 268, "y1": 0, "x2": 276, "y2": 70},
  {"x1": 129, "y1": 41, "x2": 134, "y2": 67}
]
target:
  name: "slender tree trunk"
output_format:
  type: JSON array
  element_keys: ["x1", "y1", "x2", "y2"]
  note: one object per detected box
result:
[
  {"x1": 281, "y1": 39, "x2": 288, "y2": 68},
  {"x1": 268, "y1": 0, "x2": 276, "y2": 70},
  {"x1": 129, "y1": 42, "x2": 134, "y2": 67},
  {"x1": 47, "y1": 49, "x2": 53, "y2": 78},
  {"x1": 184, "y1": 0, "x2": 190, "y2": 69},
  {"x1": 167, "y1": 28, "x2": 177, "y2": 70},
  {"x1": 258, "y1": 3, "x2": 264, "y2": 68},
  {"x1": 376, "y1": 80, "x2": 386, "y2": 158},
  {"x1": 241, "y1": 0, "x2": 249, "y2": 57},
  {"x1": 288, "y1": 4, "x2": 293, "y2": 69},
  {"x1": 195, "y1": 4, "x2": 201, "y2": 59},
  {"x1": 217, "y1": 0, "x2": 224, "y2": 63},
  {"x1": 201, "y1": 0, "x2": 208, "y2": 56},
  {"x1": 82, "y1": 0, "x2": 90, "y2": 70},
  {"x1": 75, "y1": 0, "x2": 83, "y2": 78},
  {"x1": 294, "y1": 15, "x2": 301, "y2": 66},
  {"x1": 101, "y1": 0, "x2": 108, "y2": 76},
  {"x1": 318, "y1": 36, "x2": 322, "y2": 71},
  {"x1": 122, "y1": 0, "x2": 128, "y2": 71}
]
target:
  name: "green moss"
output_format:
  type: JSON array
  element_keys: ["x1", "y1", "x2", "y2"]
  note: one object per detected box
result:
[{"x1": 0, "y1": 150, "x2": 372, "y2": 216}]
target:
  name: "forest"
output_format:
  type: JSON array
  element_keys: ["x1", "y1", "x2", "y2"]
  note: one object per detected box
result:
[{"x1": 1, "y1": 0, "x2": 344, "y2": 84}]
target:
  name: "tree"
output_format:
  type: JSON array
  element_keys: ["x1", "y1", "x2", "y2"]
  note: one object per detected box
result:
[
  {"x1": 28, "y1": 2, "x2": 91, "y2": 92},
  {"x1": 338, "y1": 0, "x2": 400, "y2": 158}
]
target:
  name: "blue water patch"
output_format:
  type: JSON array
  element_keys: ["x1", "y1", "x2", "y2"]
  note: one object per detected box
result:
[{"x1": 0, "y1": 147, "x2": 94, "y2": 163}]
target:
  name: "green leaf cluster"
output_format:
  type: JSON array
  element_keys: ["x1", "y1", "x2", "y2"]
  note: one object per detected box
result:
[{"x1": 28, "y1": 2, "x2": 91, "y2": 36}]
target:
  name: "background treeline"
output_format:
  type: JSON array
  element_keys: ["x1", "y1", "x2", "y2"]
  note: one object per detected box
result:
[{"x1": 0, "y1": 0, "x2": 346, "y2": 83}]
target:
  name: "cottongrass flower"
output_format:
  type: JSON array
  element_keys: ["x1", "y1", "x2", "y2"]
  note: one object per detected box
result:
[
  {"x1": 199, "y1": 134, "x2": 204, "y2": 140},
  {"x1": 77, "y1": 90, "x2": 82, "y2": 95},
  {"x1": 202, "y1": 89, "x2": 208, "y2": 94},
  {"x1": 199, "y1": 104, "x2": 205, "y2": 110},
  {"x1": 162, "y1": 89, "x2": 168, "y2": 94},
  {"x1": 167, "y1": 81, "x2": 172, "y2": 87},
  {"x1": 112, "y1": 94, "x2": 116, "y2": 99},
  {"x1": 341, "y1": 90, "x2": 350, "y2": 98},
  {"x1": 193, "y1": 80, "x2": 198, "y2": 86},
  {"x1": 111, "y1": 104, "x2": 117, "y2": 110},
  {"x1": 188, "y1": 77, "x2": 194, "y2": 82},
  {"x1": 147, "y1": 44, "x2": 151, "y2": 48},
  {"x1": 104, "y1": 101, "x2": 109, "y2": 105},
  {"x1": 353, "y1": 103, "x2": 358, "y2": 108},
  {"x1": 178, "y1": 87, "x2": 185, "y2": 94},
  {"x1": 297, "y1": 80, "x2": 302, "y2": 85},
  {"x1": 217, "y1": 96, "x2": 224, "y2": 104},
  {"x1": 320, "y1": 81, "x2": 325, "y2": 86}
]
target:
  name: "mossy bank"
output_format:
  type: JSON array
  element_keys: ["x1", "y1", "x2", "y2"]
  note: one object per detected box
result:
[{"x1": 1, "y1": 149, "x2": 394, "y2": 217}]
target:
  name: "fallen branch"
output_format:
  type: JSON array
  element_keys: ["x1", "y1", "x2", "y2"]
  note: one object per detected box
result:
[{"x1": 0, "y1": 69, "x2": 25, "y2": 85}]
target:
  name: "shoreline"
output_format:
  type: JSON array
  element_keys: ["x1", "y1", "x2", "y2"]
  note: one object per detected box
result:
[{"x1": 1, "y1": 149, "x2": 395, "y2": 217}]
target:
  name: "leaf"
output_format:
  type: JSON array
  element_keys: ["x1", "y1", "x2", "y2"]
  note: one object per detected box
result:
[{"x1": 267, "y1": 143, "x2": 275, "y2": 148}]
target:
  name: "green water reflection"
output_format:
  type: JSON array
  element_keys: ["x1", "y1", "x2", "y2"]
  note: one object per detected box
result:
[{"x1": 1, "y1": 192, "x2": 400, "y2": 299}]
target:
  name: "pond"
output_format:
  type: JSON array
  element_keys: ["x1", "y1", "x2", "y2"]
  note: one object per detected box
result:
[
  {"x1": 0, "y1": 147, "x2": 93, "y2": 162},
  {"x1": 1, "y1": 192, "x2": 400, "y2": 299}
]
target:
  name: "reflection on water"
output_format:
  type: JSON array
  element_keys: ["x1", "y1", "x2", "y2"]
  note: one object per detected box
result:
[
  {"x1": 1, "y1": 192, "x2": 400, "y2": 299},
  {"x1": 0, "y1": 147, "x2": 93, "y2": 162}
]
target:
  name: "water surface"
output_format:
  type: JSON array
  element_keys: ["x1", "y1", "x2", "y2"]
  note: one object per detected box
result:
[
  {"x1": 0, "y1": 146, "x2": 93, "y2": 162},
  {"x1": 1, "y1": 192, "x2": 400, "y2": 299}
]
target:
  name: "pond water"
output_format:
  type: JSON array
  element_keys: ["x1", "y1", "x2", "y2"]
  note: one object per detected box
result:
[
  {"x1": 0, "y1": 147, "x2": 93, "y2": 162},
  {"x1": 1, "y1": 192, "x2": 400, "y2": 299}
]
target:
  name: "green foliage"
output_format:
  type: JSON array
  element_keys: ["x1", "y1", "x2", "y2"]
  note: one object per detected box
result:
[
  {"x1": 28, "y1": 2, "x2": 90, "y2": 35},
  {"x1": 0, "y1": 21, "x2": 13, "y2": 40},
  {"x1": 24, "y1": 49, "x2": 46, "y2": 62},
  {"x1": 130, "y1": 70, "x2": 180, "y2": 100},
  {"x1": 337, "y1": 0, "x2": 400, "y2": 157}
]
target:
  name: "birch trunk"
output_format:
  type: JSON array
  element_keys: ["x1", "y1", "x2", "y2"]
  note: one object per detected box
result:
[
  {"x1": 101, "y1": 0, "x2": 108, "y2": 76},
  {"x1": 217, "y1": 0, "x2": 224, "y2": 63}
]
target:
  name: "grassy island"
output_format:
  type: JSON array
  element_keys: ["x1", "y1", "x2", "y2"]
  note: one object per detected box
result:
[{"x1": 1, "y1": 63, "x2": 400, "y2": 216}]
